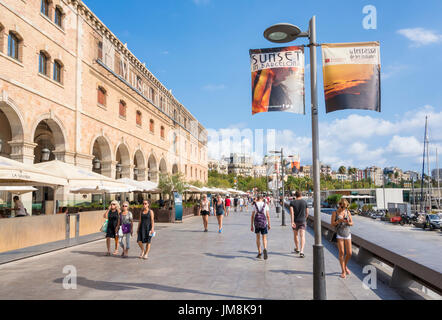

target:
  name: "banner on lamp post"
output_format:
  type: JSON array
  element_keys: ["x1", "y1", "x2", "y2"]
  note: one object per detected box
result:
[
  {"x1": 321, "y1": 41, "x2": 381, "y2": 113},
  {"x1": 250, "y1": 46, "x2": 305, "y2": 115}
]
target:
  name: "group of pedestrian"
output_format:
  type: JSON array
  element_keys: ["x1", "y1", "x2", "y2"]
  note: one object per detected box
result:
[
  {"x1": 248, "y1": 191, "x2": 354, "y2": 278},
  {"x1": 198, "y1": 194, "x2": 252, "y2": 233},
  {"x1": 103, "y1": 199, "x2": 155, "y2": 260}
]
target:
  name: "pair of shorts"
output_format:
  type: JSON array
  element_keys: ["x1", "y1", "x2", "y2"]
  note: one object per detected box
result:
[
  {"x1": 201, "y1": 210, "x2": 210, "y2": 216},
  {"x1": 292, "y1": 223, "x2": 306, "y2": 231},
  {"x1": 337, "y1": 234, "x2": 351, "y2": 240},
  {"x1": 255, "y1": 226, "x2": 268, "y2": 235},
  {"x1": 216, "y1": 211, "x2": 224, "y2": 216}
]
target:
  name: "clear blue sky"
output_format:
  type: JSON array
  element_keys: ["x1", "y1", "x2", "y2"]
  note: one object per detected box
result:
[{"x1": 84, "y1": 0, "x2": 442, "y2": 172}]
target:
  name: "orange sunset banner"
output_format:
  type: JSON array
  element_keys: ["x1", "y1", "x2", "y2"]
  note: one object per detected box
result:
[
  {"x1": 250, "y1": 46, "x2": 305, "y2": 115},
  {"x1": 322, "y1": 42, "x2": 381, "y2": 113}
]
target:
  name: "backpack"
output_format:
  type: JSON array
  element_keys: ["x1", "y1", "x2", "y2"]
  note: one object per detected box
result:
[{"x1": 254, "y1": 202, "x2": 267, "y2": 229}]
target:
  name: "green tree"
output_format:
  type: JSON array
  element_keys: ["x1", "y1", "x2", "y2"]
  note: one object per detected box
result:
[
  {"x1": 326, "y1": 194, "x2": 343, "y2": 207},
  {"x1": 338, "y1": 166, "x2": 347, "y2": 174},
  {"x1": 158, "y1": 172, "x2": 186, "y2": 200}
]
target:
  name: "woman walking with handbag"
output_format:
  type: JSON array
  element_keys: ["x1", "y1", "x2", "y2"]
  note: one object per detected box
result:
[
  {"x1": 117, "y1": 201, "x2": 133, "y2": 258},
  {"x1": 104, "y1": 200, "x2": 121, "y2": 256},
  {"x1": 137, "y1": 200, "x2": 155, "y2": 260},
  {"x1": 199, "y1": 194, "x2": 210, "y2": 232},
  {"x1": 215, "y1": 194, "x2": 226, "y2": 233},
  {"x1": 331, "y1": 199, "x2": 354, "y2": 278}
]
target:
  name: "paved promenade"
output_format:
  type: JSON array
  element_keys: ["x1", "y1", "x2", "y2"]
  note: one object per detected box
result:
[{"x1": 0, "y1": 207, "x2": 402, "y2": 300}]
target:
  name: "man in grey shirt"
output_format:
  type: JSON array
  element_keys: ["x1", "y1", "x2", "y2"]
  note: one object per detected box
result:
[{"x1": 289, "y1": 191, "x2": 309, "y2": 257}]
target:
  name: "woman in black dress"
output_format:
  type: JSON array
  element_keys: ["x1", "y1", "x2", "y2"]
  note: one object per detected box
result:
[
  {"x1": 104, "y1": 200, "x2": 121, "y2": 256},
  {"x1": 137, "y1": 199, "x2": 155, "y2": 260}
]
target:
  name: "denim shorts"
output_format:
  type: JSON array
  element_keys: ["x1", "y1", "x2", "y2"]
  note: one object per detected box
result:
[{"x1": 119, "y1": 233, "x2": 131, "y2": 249}]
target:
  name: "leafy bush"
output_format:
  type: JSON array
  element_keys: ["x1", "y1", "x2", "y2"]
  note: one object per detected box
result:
[
  {"x1": 349, "y1": 202, "x2": 358, "y2": 210},
  {"x1": 326, "y1": 194, "x2": 342, "y2": 207}
]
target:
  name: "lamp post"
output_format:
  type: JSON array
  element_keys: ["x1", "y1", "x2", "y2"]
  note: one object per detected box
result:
[
  {"x1": 270, "y1": 149, "x2": 286, "y2": 226},
  {"x1": 264, "y1": 16, "x2": 326, "y2": 300}
]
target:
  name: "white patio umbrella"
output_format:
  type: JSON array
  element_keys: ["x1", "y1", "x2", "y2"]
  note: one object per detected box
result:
[
  {"x1": 0, "y1": 156, "x2": 67, "y2": 187},
  {"x1": 117, "y1": 178, "x2": 158, "y2": 192},
  {"x1": 184, "y1": 184, "x2": 202, "y2": 193},
  {"x1": 34, "y1": 160, "x2": 135, "y2": 192},
  {"x1": 0, "y1": 186, "x2": 38, "y2": 195}
]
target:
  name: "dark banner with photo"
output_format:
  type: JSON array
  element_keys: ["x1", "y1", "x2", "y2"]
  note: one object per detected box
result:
[
  {"x1": 250, "y1": 46, "x2": 305, "y2": 115},
  {"x1": 322, "y1": 42, "x2": 381, "y2": 113}
]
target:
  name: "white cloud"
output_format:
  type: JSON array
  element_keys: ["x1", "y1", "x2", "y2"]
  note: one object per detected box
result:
[
  {"x1": 397, "y1": 28, "x2": 442, "y2": 47},
  {"x1": 386, "y1": 136, "x2": 423, "y2": 157},
  {"x1": 207, "y1": 105, "x2": 442, "y2": 171}
]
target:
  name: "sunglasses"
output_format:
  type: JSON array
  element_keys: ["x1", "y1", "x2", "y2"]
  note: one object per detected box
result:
[
  {"x1": 143, "y1": 202, "x2": 148, "y2": 205},
  {"x1": 123, "y1": 205, "x2": 128, "y2": 207},
  {"x1": 111, "y1": 204, "x2": 116, "y2": 206}
]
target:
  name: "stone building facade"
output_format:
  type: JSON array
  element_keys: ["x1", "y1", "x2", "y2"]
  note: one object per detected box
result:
[{"x1": 0, "y1": 0, "x2": 208, "y2": 185}]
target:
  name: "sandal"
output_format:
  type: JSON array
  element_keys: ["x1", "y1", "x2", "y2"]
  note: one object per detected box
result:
[
  {"x1": 105, "y1": 252, "x2": 111, "y2": 256},
  {"x1": 300, "y1": 253, "x2": 305, "y2": 258}
]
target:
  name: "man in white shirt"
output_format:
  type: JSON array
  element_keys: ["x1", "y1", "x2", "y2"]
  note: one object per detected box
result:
[{"x1": 251, "y1": 195, "x2": 271, "y2": 260}]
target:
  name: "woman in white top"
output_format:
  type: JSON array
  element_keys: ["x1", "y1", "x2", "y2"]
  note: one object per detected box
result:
[
  {"x1": 12, "y1": 196, "x2": 27, "y2": 217},
  {"x1": 199, "y1": 194, "x2": 210, "y2": 232}
]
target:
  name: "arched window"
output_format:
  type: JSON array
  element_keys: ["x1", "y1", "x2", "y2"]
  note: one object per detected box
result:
[
  {"x1": 149, "y1": 119, "x2": 154, "y2": 133},
  {"x1": 39, "y1": 51, "x2": 50, "y2": 76},
  {"x1": 97, "y1": 41, "x2": 103, "y2": 60},
  {"x1": 160, "y1": 126, "x2": 165, "y2": 139},
  {"x1": 150, "y1": 88, "x2": 156, "y2": 104},
  {"x1": 41, "y1": 0, "x2": 50, "y2": 18},
  {"x1": 173, "y1": 133, "x2": 178, "y2": 154},
  {"x1": 136, "y1": 111, "x2": 142, "y2": 126},
  {"x1": 119, "y1": 100, "x2": 127, "y2": 118},
  {"x1": 54, "y1": 6, "x2": 63, "y2": 28},
  {"x1": 53, "y1": 60, "x2": 62, "y2": 83},
  {"x1": 8, "y1": 32, "x2": 21, "y2": 61},
  {"x1": 97, "y1": 86, "x2": 106, "y2": 106},
  {"x1": 0, "y1": 24, "x2": 4, "y2": 54}
]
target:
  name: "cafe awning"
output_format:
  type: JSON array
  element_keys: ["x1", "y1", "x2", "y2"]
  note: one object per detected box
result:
[
  {"x1": 117, "y1": 178, "x2": 158, "y2": 192},
  {"x1": 34, "y1": 160, "x2": 135, "y2": 193},
  {"x1": 0, "y1": 186, "x2": 38, "y2": 194},
  {"x1": 0, "y1": 156, "x2": 67, "y2": 187}
]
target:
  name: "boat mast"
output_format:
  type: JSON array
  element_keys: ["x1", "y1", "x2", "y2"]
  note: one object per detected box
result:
[
  {"x1": 420, "y1": 116, "x2": 427, "y2": 212},
  {"x1": 437, "y1": 148, "x2": 441, "y2": 209}
]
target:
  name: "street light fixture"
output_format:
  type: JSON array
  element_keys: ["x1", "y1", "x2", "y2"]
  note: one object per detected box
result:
[
  {"x1": 93, "y1": 158, "x2": 101, "y2": 170},
  {"x1": 263, "y1": 16, "x2": 326, "y2": 300},
  {"x1": 41, "y1": 147, "x2": 51, "y2": 162}
]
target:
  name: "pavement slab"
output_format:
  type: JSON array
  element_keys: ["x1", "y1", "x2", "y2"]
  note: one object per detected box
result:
[{"x1": 0, "y1": 207, "x2": 403, "y2": 300}]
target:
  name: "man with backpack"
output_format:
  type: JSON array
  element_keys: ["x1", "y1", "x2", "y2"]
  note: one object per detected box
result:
[{"x1": 251, "y1": 195, "x2": 271, "y2": 260}]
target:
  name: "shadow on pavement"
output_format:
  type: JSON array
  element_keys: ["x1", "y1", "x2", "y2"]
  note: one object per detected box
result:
[
  {"x1": 71, "y1": 251, "x2": 139, "y2": 260},
  {"x1": 53, "y1": 277, "x2": 258, "y2": 299},
  {"x1": 269, "y1": 269, "x2": 341, "y2": 277},
  {"x1": 204, "y1": 252, "x2": 256, "y2": 261},
  {"x1": 238, "y1": 250, "x2": 296, "y2": 259}
]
